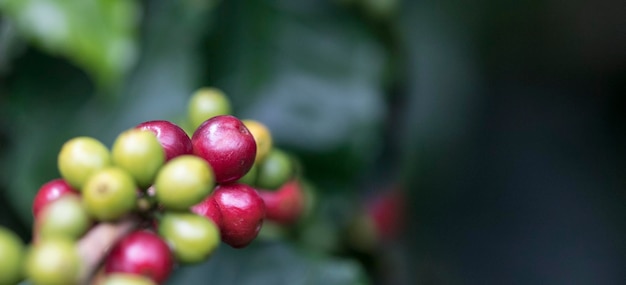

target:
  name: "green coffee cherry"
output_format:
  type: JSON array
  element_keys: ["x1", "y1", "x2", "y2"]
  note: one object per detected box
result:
[
  {"x1": 256, "y1": 148, "x2": 293, "y2": 190},
  {"x1": 237, "y1": 162, "x2": 258, "y2": 186},
  {"x1": 25, "y1": 238, "x2": 80, "y2": 285},
  {"x1": 112, "y1": 129, "x2": 165, "y2": 189},
  {"x1": 57, "y1": 137, "x2": 111, "y2": 190},
  {"x1": 154, "y1": 155, "x2": 214, "y2": 210},
  {"x1": 187, "y1": 87, "x2": 231, "y2": 129},
  {"x1": 82, "y1": 167, "x2": 137, "y2": 221},
  {"x1": 38, "y1": 195, "x2": 91, "y2": 240},
  {"x1": 158, "y1": 212, "x2": 220, "y2": 264},
  {"x1": 0, "y1": 226, "x2": 25, "y2": 285}
]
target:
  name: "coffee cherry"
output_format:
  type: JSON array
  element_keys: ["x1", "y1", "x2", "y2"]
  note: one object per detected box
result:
[
  {"x1": 25, "y1": 238, "x2": 80, "y2": 285},
  {"x1": 242, "y1": 119, "x2": 273, "y2": 164},
  {"x1": 188, "y1": 87, "x2": 232, "y2": 130},
  {"x1": 190, "y1": 195, "x2": 222, "y2": 229},
  {"x1": 0, "y1": 226, "x2": 25, "y2": 285},
  {"x1": 57, "y1": 137, "x2": 111, "y2": 190},
  {"x1": 256, "y1": 148, "x2": 293, "y2": 190},
  {"x1": 101, "y1": 274, "x2": 157, "y2": 285},
  {"x1": 32, "y1": 178, "x2": 78, "y2": 219},
  {"x1": 105, "y1": 231, "x2": 173, "y2": 284},
  {"x1": 135, "y1": 120, "x2": 192, "y2": 162},
  {"x1": 257, "y1": 179, "x2": 304, "y2": 225},
  {"x1": 112, "y1": 129, "x2": 165, "y2": 189},
  {"x1": 82, "y1": 167, "x2": 137, "y2": 221},
  {"x1": 154, "y1": 155, "x2": 215, "y2": 210},
  {"x1": 158, "y1": 212, "x2": 220, "y2": 264},
  {"x1": 192, "y1": 115, "x2": 256, "y2": 184},
  {"x1": 37, "y1": 195, "x2": 91, "y2": 240},
  {"x1": 211, "y1": 183, "x2": 265, "y2": 248}
]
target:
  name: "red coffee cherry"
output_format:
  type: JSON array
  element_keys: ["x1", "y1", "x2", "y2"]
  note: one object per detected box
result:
[
  {"x1": 32, "y1": 178, "x2": 79, "y2": 219},
  {"x1": 135, "y1": 120, "x2": 193, "y2": 162},
  {"x1": 257, "y1": 179, "x2": 304, "y2": 225},
  {"x1": 191, "y1": 115, "x2": 256, "y2": 184},
  {"x1": 105, "y1": 230, "x2": 174, "y2": 284},
  {"x1": 191, "y1": 195, "x2": 222, "y2": 229},
  {"x1": 209, "y1": 183, "x2": 265, "y2": 248}
]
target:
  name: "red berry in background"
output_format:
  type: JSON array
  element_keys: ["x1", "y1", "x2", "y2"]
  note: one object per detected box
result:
[
  {"x1": 191, "y1": 115, "x2": 256, "y2": 184},
  {"x1": 135, "y1": 120, "x2": 193, "y2": 161},
  {"x1": 366, "y1": 187, "x2": 405, "y2": 241},
  {"x1": 191, "y1": 195, "x2": 223, "y2": 229},
  {"x1": 32, "y1": 178, "x2": 78, "y2": 219},
  {"x1": 210, "y1": 183, "x2": 265, "y2": 248},
  {"x1": 257, "y1": 179, "x2": 304, "y2": 225},
  {"x1": 105, "y1": 230, "x2": 174, "y2": 284}
]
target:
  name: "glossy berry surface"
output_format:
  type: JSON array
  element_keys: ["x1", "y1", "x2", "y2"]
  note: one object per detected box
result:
[
  {"x1": 25, "y1": 238, "x2": 80, "y2": 285},
  {"x1": 0, "y1": 226, "x2": 25, "y2": 285},
  {"x1": 112, "y1": 129, "x2": 165, "y2": 189},
  {"x1": 154, "y1": 155, "x2": 214, "y2": 210},
  {"x1": 190, "y1": 195, "x2": 222, "y2": 229},
  {"x1": 105, "y1": 231, "x2": 173, "y2": 284},
  {"x1": 188, "y1": 87, "x2": 232, "y2": 130},
  {"x1": 37, "y1": 195, "x2": 91, "y2": 240},
  {"x1": 211, "y1": 183, "x2": 265, "y2": 248},
  {"x1": 257, "y1": 179, "x2": 304, "y2": 225},
  {"x1": 158, "y1": 212, "x2": 220, "y2": 264},
  {"x1": 135, "y1": 120, "x2": 193, "y2": 162},
  {"x1": 192, "y1": 115, "x2": 257, "y2": 184},
  {"x1": 57, "y1": 136, "x2": 111, "y2": 190},
  {"x1": 32, "y1": 178, "x2": 78, "y2": 219},
  {"x1": 82, "y1": 167, "x2": 137, "y2": 221}
]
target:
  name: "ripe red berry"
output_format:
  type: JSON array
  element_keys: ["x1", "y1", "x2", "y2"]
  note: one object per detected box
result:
[
  {"x1": 191, "y1": 195, "x2": 222, "y2": 229},
  {"x1": 209, "y1": 183, "x2": 265, "y2": 248},
  {"x1": 257, "y1": 179, "x2": 304, "y2": 225},
  {"x1": 135, "y1": 120, "x2": 193, "y2": 162},
  {"x1": 32, "y1": 179, "x2": 78, "y2": 219},
  {"x1": 366, "y1": 188, "x2": 405, "y2": 241},
  {"x1": 105, "y1": 230, "x2": 174, "y2": 284},
  {"x1": 191, "y1": 115, "x2": 256, "y2": 184}
]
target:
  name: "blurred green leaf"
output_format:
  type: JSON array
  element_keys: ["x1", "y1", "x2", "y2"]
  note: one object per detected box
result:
[
  {"x1": 0, "y1": 0, "x2": 140, "y2": 86},
  {"x1": 203, "y1": 0, "x2": 389, "y2": 185},
  {"x1": 167, "y1": 241, "x2": 370, "y2": 285}
]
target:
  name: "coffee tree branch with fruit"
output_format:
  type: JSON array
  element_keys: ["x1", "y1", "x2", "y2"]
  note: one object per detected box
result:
[{"x1": 0, "y1": 88, "x2": 311, "y2": 285}]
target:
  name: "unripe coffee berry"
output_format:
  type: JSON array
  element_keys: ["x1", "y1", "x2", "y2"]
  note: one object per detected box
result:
[
  {"x1": 192, "y1": 115, "x2": 256, "y2": 184},
  {"x1": 210, "y1": 183, "x2": 265, "y2": 248},
  {"x1": 158, "y1": 212, "x2": 220, "y2": 264},
  {"x1": 57, "y1": 136, "x2": 111, "y2": 190},
  {"x1": 32, "y1": 178, "x2": 78, "y2": 219},
  {"x1": 135, "y1": 120, "x2": 192, "y2": 162},
  {"x1": 37, "y1": 195, "x2": 91, "y2": 240},
  {"x1": 0, "y1": 226, "x2": 25, "y2": 285},
  {"x1": 154, "y1": 155, "x2": 215, "y2": 210},
  {"x1": 112, "y1": 129, "x2": 165, "y2": 189},
  {"x1": 105, "y1": 231, "x2": 173, "y2": 284},
  {"x1": 256, "y1": 148, "x2": 293, "y2": 190},
  {"x1": 25, "y1": 238, "x2": 80, "y2": 285},
  {"x1": 242, "y1": 119, "x2": 273, "y2": 164},
  {"x1": 187, "y1": 87, "x2": 232, "y2": 130},
  {"x1": 82, "y1": 167, "x2": 137, "y2": 221}
]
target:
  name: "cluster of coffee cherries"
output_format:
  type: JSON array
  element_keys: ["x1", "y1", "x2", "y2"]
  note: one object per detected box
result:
[{"x1": 0, "y1": 88, "x2": 309, "y2": 285}]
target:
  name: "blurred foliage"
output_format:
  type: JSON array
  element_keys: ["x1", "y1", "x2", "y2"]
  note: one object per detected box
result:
[{"x1": 0, "y1": 0, "x2": 139, "y2": 86}]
